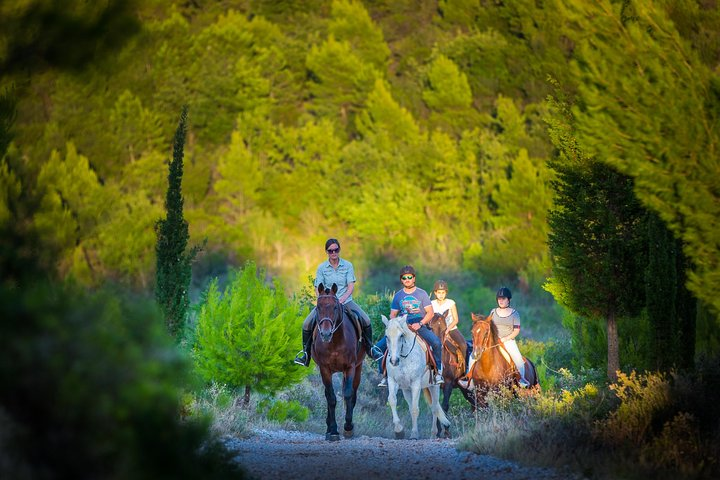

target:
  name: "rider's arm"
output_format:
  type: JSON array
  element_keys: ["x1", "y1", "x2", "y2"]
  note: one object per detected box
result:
[
  {"x1": 502, "y1": 325, "x2": 521, "y2": 342},
  {"x1": 338, "y1": 281, "x2": 354, "y2": 304},
  {"x1": 447, "y1": 302, "x2": 460, "y2": 331},
  {"x1": 419, "y1": 305, "x2": 434, "y2": 326},
  {"x1": 389, "y1": 309, "x2": 399, "y2": 318}
]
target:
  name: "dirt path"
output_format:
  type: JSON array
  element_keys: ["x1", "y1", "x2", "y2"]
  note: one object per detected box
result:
[{"x1": 225, "y1": 429, "x2": 584, "y2": 480}]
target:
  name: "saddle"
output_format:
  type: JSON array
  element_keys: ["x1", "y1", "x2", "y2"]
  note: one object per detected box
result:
[{"x1": 342, "y1": 305, "x2": 363, "y2": 344}]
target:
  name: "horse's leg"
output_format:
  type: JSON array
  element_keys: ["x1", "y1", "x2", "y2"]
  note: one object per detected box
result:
[
  {"x1": 408, "y1": 382, "x2": 421, "y2": 440},
  {"x1": 387, "y1": 378, "x2": 404, "y2": 439},
  {"x1": 321, "y1": 368, "x2": 339, "y2": 441},
  {"x1": 342, "y1": 366, "x2": 356, "y2": 437},
  {"x1": 440, "y1": 380, "x2": 453, "y2": 438}
]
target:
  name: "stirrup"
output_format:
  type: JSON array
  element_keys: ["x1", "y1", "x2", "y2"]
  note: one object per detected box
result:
[
  {"x1": 369, "y1": 345, "x2": 384, "y2": 361},
  {"x1": 293, "y1": 350, "x2": 309, "y2": 366}
]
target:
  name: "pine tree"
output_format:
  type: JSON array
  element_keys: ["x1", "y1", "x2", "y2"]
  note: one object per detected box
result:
[
  {"x1": 194, "y1": 262, "x2": 310, "y2": 405},
  {"x1": 155, "y1": 106, "x2": 200, "y2": 338}
]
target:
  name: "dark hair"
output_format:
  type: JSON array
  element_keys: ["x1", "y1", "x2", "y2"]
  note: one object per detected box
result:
[
  {"x1": 324, "y1": 238, "x2": 340, "y2": 251},
  {"x1": 433, "y1": 280, "x2": 448, "y2": 291},
  {"x1": 496, "y1": 286, "x2": 512, "y2": 300},
  {"x1": 400, "y1": 265, "x2": 416, "y2": 278}
]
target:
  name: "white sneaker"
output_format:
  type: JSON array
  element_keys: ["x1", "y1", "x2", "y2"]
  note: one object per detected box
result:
[
  {"x1": 518, "y1": 378, "x2": 530, "y2": 388},
  {"x1": 377, "y1": 377, "x2": 388, "y2": 388},
  {"x1": 434, "y1": 373, "x2": 444, "y2": 385}
]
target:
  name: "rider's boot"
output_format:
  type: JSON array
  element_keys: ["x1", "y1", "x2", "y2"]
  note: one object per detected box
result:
[
  {"x1": 362, "y1": 324, "x2": 383, "y2": 361},
  {"x1": 293, "y1": 329, "x2": 313, "y2": 367},
  {"x1": 377, "y1": 375, "x2": 388, "y2": 388},
  {"x1": 434, "y1": 368, "x2": 444, "y2": 385},
  {"x1": 518, "y1": 363, "x2": 530, "y2": 387}
]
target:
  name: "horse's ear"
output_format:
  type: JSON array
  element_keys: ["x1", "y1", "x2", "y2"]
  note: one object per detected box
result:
[
  {"x1": 442, "y1": 310, "x2": 449, "y2": 319},
  {"x1": 381, "y1": 315, "x2": 389, "y2": 327},
  {"x1": 471, "y1": 312, "x2": 480, "y2": 323},
  {"x1": 318, "y1": 283, "x2": 324, "y2": 295},
  {"x1": 331, "y1": 283, "x2": 338, "y2": 294}
]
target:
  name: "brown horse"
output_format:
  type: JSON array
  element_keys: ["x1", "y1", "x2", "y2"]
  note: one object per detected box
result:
[
  {"x1": 428, "y1": 311, "x2": 475, "y2": 436},
  {"x1": 311, "y1": 283, "x2": 366, "y2": 441},
  {"x1": 467, "y1": 312, "x2": 538, "y2": 407}
]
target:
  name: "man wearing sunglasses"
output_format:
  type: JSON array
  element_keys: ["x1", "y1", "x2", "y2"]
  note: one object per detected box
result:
[
  {"x1": 375, "y1": 265, "x2": 444, "y2": 387},
  {"x1": 293, "y1": 238, "x2": 383, "y2": 367}
]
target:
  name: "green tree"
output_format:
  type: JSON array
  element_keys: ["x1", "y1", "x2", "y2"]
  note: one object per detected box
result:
[
  {"x1": 194, "y1": 262, "x2": 309, "y2": 406},
  {"x1": 155, "y1": 106, "x2": 200, "y2": 337},
  {"x1": 545, "y1": 99, "x2": 648, "y2": 381},
  {"x1": 557, "y1": 0, "x2": 720, "y2": 319}
]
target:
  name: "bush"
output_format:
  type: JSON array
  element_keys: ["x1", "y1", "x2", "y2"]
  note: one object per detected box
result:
[
  {"x1": 257, "y1": 399, "x2": 309, "y2": 423},
  {"x1": 194, "y1": 262, "x2": 310, "y2": 402},
  {"x1": 0, "y1": 280, "x2": 245, "y2": 479}
]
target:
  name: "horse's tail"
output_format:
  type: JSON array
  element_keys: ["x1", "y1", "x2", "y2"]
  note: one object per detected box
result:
[{"x1": 423, "y1": 388, "x2": 451, "y2": 427}]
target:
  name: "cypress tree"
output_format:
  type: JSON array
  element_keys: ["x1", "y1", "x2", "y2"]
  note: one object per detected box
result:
[
  {"x1": 646, "y1": 211, "x2": 678, "y2": 370},
  {"x1": 545, "y1": 97, "x2": 647, "y2": 381},
  {"x1": 155, "y1": 106, "x2": 199, "y2": 337}
]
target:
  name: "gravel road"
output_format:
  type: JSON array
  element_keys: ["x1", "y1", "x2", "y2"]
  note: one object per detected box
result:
[{"x1": 225, "y1": 429, "x2": 584, "y2": 480}]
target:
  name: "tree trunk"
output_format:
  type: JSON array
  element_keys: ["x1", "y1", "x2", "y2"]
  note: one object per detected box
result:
[
  {"x1": 607, "y1": 311, "x2": 619, "y2": 382},
  {"x1": 243, "y1": 385, "x2": 251, "y2": 407}
]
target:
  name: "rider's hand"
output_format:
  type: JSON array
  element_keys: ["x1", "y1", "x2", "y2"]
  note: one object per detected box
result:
[{"x1": 409, "y1": 322, "x2": 421, "y2": 332}]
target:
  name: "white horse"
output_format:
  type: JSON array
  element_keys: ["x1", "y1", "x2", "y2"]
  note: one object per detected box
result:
[{"x1": 382, "y1": 314, "x2": 450, "y2": 439}]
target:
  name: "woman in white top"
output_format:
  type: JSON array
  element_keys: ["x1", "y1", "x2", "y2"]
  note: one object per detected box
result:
[
  {"x1": 431, "y1": 280, "x2": 468, "y2": 354},
  {"x1": 431, "y1": 280, "x2": 459, "y2": 332}
]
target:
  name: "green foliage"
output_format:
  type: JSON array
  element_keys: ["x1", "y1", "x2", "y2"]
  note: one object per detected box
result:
[
  {"x1": 0, "y1": 280, "x2": 245, "y2": 479},
  {"x1": 557, "y1": 0, "x2": 720, "y2": 318},
  {"x1": 156, "y1": 106, "x2": 201, "y2": 337},
  {"x1": 194, "y1": 262, "x2": 310, "y2": 397},
  {"x1": 422, "y1": 54, "x2": 472, "y2": 110},
  {"x1": 0, "y1": 0, "x2": 141, "y2": 73},
  {"x1": 257, "y1": 398, "x2": 309, "y2": 423}
]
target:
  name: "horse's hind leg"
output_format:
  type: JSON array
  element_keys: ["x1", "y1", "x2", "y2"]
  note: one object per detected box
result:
[{"x1": 321, "y1": 371, "x2": 339, "y2": 441}]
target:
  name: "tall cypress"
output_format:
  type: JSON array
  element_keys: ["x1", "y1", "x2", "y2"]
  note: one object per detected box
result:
[
  {"x1": 545, "y1": 97, "x2": 647, "y2": 381},
  {"x1": 646, "y1": 211, "x2": 678, "y2": 370},
  {"x1": 155, "y1": 106, "x2": 199, "y2": 337}
]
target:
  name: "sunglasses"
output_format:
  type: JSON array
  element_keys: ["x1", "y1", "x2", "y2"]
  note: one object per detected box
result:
[
  {"x1": 401, "y1": 275, "x2": 415, "y2": 280},
  {"x1": 326, "y1": 248, "x2": 340, "y2": 254}
]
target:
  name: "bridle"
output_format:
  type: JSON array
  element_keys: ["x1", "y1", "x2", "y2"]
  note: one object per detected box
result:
[
  {"x1": 316, "y1": 293, "x2": 344, "y2": 338},
  {"x1": 388, "y1": 322, "x2": 418, "y2": 361},
  {"x1": 473, "y1": 319, "x2": 502, "y2": 358}
]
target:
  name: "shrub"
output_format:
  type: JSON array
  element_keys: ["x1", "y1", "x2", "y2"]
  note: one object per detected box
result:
[
  {"x1": 194, "y1": 262, "x2": 310, "y2": 403},
  {"x1": 0, "y1": 281, "x2": 245, "y2": 479}
]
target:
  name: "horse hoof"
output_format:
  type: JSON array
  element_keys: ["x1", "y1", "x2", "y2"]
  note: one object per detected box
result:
[
  {"x1": 343, "y1": 427, "x2": 354, "y2": 438},
  {"x1": 443, "y1": 430, "x2": 451, "y2": 439},
  {"x1": 394, "y1": 430, "x2": 405, "y2": 439},
  {"x1": 410, "y1": 434, "x2": 419, "y2": 440},
  {"x1": 326, "y1": 433, "x2": 341, "y2": 442}
]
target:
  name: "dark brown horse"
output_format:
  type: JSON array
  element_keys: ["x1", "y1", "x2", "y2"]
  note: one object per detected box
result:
[
  {"x1": 311, "y1": 283, "x2": 365, "y2": 441},
  {"x1": 428, "y1": 311, "x2": 475, "y2": 436},
  {"x1": 467, "y1": 312, "x2": 538, "y2": 407}
]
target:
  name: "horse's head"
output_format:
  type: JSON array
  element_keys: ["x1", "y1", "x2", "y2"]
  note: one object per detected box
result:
[
  {"x1": 382, "y1": 314, "x2": 409, "y2": 366},
  {"x1": 471, "y1": 312, "x2": 493, "y2": 349},
  {"x1": 316, "y1": 283, "x2": 342, "y2": 343},
  {"x1": 428, "y1": 310, "x2": 449, "y2": 339}
]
